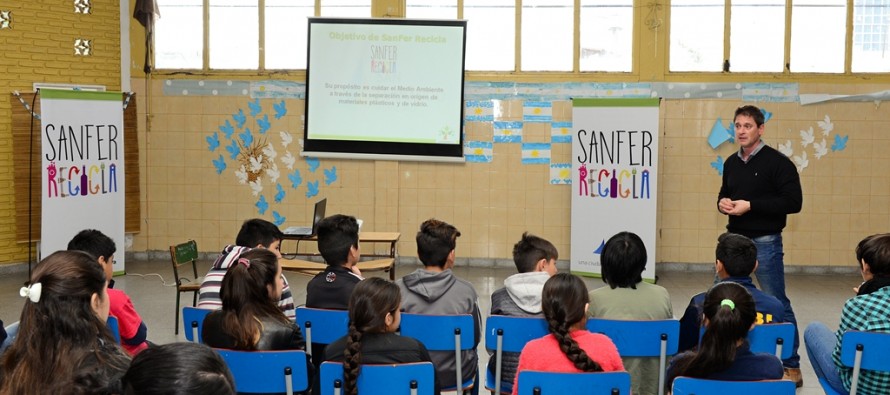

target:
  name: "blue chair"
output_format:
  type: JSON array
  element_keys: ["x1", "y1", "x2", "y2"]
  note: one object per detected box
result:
[
  {"x1": 516, "y1": 370, "x2": 632, "y2": 394},
  {"x1": 216, "y1": 348, "x2": 310, "y2": 395},
  {"x1": 587, "y1": 318, "x2": 680, "y2": 395},
  {"x1": 484, "y1": 315, "x2": 549, "y2": 394},
  {"x1": 671, "y1": 377, "x2": 795, "y2": 395},
  {"x1": 106, "y1": 315, "x2": 121, "y2": 344},
  {"x1": 319, "y1": 361, "x2": 436, "y2": 395},
  {"x1": 827, "y1": 330, "x2": 890, "y2": 395},
  {"x1": 295, "y1": 306, "x2": 350, "y2": 359},
  {"x1": 400, "y1": 313, "x2": 477, "y2": 394},
  {"x1": 182, "y1": 306, "x2": 211, "y2": 343},
  {"x1": 747, "y1": 322, "x2": 795, "y2": 360}
]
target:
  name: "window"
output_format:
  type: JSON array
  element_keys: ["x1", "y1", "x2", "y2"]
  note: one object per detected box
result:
[
  {"x1": 463, "y1": 0, "x2": 515, "y2": 71},
  {"x1": 670, "y1": 0, "x2": 889, "y2": 74},
  {"x1": 852, "y1": 0, "x2": 890, "y2": 72},
  {"x1": 580, "y1": 0, "x2": 634, "y2": 72},
  {"x1": 154, "y1": 0, "x2": 369, "y2": 71}
]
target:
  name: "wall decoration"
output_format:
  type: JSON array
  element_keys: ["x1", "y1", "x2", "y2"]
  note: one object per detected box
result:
[
  {"x1": 831, "y1": 134, "x2": 848, "y2": 152},
  {"x1": 551, "y1": 121, "x2": 572, "y2": 143},
  {"x1": 550, "y1": 163, "x2": 571, "y2": 184},
  {"x1": 521, "y1": 143, "x2": 551, "y2": 164},
  {"x1": 465, "y1": 100, "x2": 494, "y2": 122},
  {"x1": 523, "y1": 101, "x2": 552, "y2": 123},
  {"x1": 0, "y1": 10, "x2": 11, "y2": 29},
  {"x1": 205, "y1": 99, "x2": 337, "y2": 220},
  {"x1": 464, "y1": 141, "x2": 493, "y2": 163},
  {"x1": 710, "y1": 156, "x2": 724, "y2": 175},
  {"x1": 74, "y1": 0, "x2": 91, "y2": 14},
  {"x1": 74, "y1": 38, "x2": 92, "y2": 56},
  {"x1": 707, "y1": 118, "x2": 733, "y2": 149},
  {"x1": 493, "y1": 121, "x2": 523, "y2": 143}
]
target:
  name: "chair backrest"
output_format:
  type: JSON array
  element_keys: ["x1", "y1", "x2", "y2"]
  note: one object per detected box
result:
[
  {"x1": 0, "y1": 321, "x2": 19, "y2": 353},
  {"x1": 295, "y1": 307, "x2": 350, "y2": 357},
  {"x1": 587, "y1": 318, "x2": 680, "y2": 395},
  {"x1": 484, "y1": 315, "x2": 549, "y2": 394},
  {"x1": 183, "y1": 306, "x2": 212, "y2": 343},
  {"x1": 671, "y1": 377, "x2": 796, "y2": 395},
  {"x1": 319, "y1": 361, "x2": 436, "y2": 395},
  {"x1": 169, "y1": 240, "x2": 199, "y2": 286},
  {"x1": 399, "y1": 313, "x2": 475, "y2": 391},
  {"x1": 747, "y1": 323, "x2": 795, "y2": 360},
  {"x1": 216, "y1": 348, "x2": 310, "y2": 395},
  {"x1": 516, "y1": 370, "x2": 632, "y2": 394},
  {"x1": 838, "y1": 330, "x2": 890, "y2": 395},
  {"x1": 106, "y1": 316, "x2": 121, "y2": 344}
]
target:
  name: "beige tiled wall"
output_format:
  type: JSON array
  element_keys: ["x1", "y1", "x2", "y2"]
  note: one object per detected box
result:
[{"x1": 132, "y1": 80, "x2": 890, "y2": 269}]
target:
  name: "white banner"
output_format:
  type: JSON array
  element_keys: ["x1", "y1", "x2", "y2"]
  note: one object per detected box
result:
[
  {"x1": 40, "y1": 89, "x2": 125, "y2": 272},
  {"x1": 571, "y1": 98, "x2": 659, "y2": 280}
]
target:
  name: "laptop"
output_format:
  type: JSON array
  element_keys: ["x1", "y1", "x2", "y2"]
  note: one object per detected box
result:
[{"x1": 283, "y1": 198, "x2": 327, "y2": 236}]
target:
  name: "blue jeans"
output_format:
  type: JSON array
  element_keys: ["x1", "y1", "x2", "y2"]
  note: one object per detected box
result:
[
  {"x1": 805, "y1": 322, "x2": 846, "y2": 393},
  {"x1": 752, "y1": 233, "x2": 801, "y2": 368}
]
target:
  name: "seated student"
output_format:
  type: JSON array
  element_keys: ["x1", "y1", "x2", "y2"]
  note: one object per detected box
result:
[
  {"x1": 305, "y1": 214, "x2": 363, "y2": 309},
  {"x1": 805, "y1": 233, "x2": 890, "y2": 394},
  {"x1": 0, "y1": 250, "x2": 131, "y2": 394},
  {"x1": 68, "y1": 229, "x2": 150, "y2": 356},
  {"x1": 588, "y1": 231, "x2": 671, "y2": 395},
  {"x1": 122, "y1": 342, "x2": 236, "y2": 395},
  {"x1": 198, "y1": 218, "x2": 295, "y2": 319},
  {"x1": 677, "y1": 233, "x2": 793, "y2": 373},
  {"x1": 488, "y1": 232, "x2": 558, "y2": 387},
  {"x1": 397, "y1": 219, "x2": 481, "y2": 389},
  {"x1": 667, "y1": 282, "x2": 783, "y2": 387},
  {"x1": 203, "y1": 249, "x2": 306, "y2": 351},
  {"x1": 322, "y1": 278, "x2": 439, "y2": 395},
  {"x1": 514, "y1": 273, "x2": 624, "y2": 395}
]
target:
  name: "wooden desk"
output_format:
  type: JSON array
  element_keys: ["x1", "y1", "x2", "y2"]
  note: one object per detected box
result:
[{"x1": 280, "y1": 232, "x2": 400, "y2": 281}]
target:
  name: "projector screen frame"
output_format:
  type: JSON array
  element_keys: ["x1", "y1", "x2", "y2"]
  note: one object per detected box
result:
[{"x1": 303, "y1": 17, "x2": 468, "y2": 163}]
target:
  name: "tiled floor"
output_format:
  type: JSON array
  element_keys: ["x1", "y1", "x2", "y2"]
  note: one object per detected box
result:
[{"x1": 0, "y1": 258, "x2": 859, "y2": 394}]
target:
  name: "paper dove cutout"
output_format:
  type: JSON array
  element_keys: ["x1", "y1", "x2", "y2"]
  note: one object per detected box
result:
[
  {"x1": 273, "y1": 100, "x2": 287, "y2": 120},
  {"x1": 288, "y1": 169, "x2": 302, "y2": 189},
  {"x1": 710, "y1": 156, "x2": 724, "y2": 175},
  {"x1": 792, "y1": 151, "x2": 809, "y2": 172},
  {"x1": 281, "y1": 151, "x2": 296, "y2": 170},
  {"x1": 272, "y1": 211, "x2": 286, "y2": 226},
  {"x1": 813, "y1": 138, "x2": 828, "y2": 159},
  {"x1": 800, "y1": 127, "x2": 815, "y2": 148},
  {"x1": 305, "y1": 180, "x2": 320, "y2": 198},
  {"x1": 831, "y1": 134, "x2": 848, "y2": 151},
  {"x1": 212, "y1": 155, "x2": 226, "y2": 175},
  {"x1": 266, "y1": 163, "x2": 280, "y2": 183},
  {"x1": 274, "y1": 183, "x2": 286, "y2": 203},
  {"x1": 280, "y1": 131, "x2": 293, "y2": 148},
  {"x1": 778, "y1": 139, "x2": 794, "y2": 157},
  {"x1": 262, "y1": 143, "x2": 277, "y2": 161},
  {"x1": 235, "y1": 165, "x2": 248, "y2": 184},
  {"x1": 817, "y1": 115, "x2": 833, "y2": 136},
  {"x1": 249, "y1": 155, "x2": 264, "y2": 172},
  {"x1": 206, "y1": 132, "x2": 220, "y2": 152},
  {"x1": 248, "y1": 180, "x2": 263, "y2": 196},
  {"x1": 255, "y1": 195, "x2": 269, "y2": 214}
]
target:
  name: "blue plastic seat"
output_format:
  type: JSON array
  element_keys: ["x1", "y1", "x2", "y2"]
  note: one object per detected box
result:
[
  {"x1": 586, "y1": 318, "x2": 679, "y2": 395},
  {"x1": 747, "y1": 322, "x2": 795, "y2": 360},
  {"x1": 106, "y1": 315, "x2": 121, "y2": 344},
  {"x1": 516, "y1": 370, "x2": 632, "y2": 394},
  {"x1": 400, "y1": 313, "x2": 477, "y2": 394},
  {"x1": 182, "y1": 306, "x2": 211, "y2": 343},
  {"x1": 484, "y1": 315, "x2": 549, "y2": 394},
  {"x1": 827, "y1": 330, "x2": 890, "y2": 395},
  {"x1": 216, "y1": 348, "x2": 310, "y2": 394},
  {"x1": 319, "y1": 361, "x2": 436, "y2": 395},
  {"x1": 295, "y1": 306, "x2": 349, "y2": 359},
  {"x1": 671, "y1": 377, "x2": 795, "y2": 395}
]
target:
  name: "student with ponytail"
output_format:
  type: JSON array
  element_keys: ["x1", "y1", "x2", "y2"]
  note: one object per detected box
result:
[
  {"x1": 322, "y1": 277, "x2": 438, "y2": 395},
  {"x1": 512, "y1": 273, "x2": 624, "y2": 395},
  {"x1": 0, "y1": 250, "x2": 130, "y2": 394},
  {"x1": 666, "y1": 281, "x2": 783, "y2": 388},
  {"x1": 203, "y1": 249, "x2": 305, "y2": 350}
]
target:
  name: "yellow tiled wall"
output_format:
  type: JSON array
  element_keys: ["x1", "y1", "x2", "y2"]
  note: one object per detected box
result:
[
  {"x1": 131, "y1": 80, "x2": 890, "y2": 269},
  {"x1": 0, "y1": 1, "x2": 121, "y2": 264}
]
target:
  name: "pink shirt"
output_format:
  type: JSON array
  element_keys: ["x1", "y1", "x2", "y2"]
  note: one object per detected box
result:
[{"x1": 513, "y1": 329, "x2": 624, "y2": 395}]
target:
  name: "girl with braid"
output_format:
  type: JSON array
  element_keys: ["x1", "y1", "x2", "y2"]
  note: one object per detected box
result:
[
  {"x1": 322, "y1": 277, "x2": 438, "y2": 395},
  {"x1": 666, "y1": 282, "x2": 783, "y2": 389},
  {"x1": 512, "y1": 273, "x2": 624, "y2": 394}
]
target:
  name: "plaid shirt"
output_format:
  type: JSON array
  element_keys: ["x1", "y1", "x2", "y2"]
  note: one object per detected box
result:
[{"x1": 833, "y1": 286, "x2": 890, "y2": 393}]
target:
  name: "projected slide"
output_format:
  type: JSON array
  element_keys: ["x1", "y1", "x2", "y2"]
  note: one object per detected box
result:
[{"x1": 305, "y1": 18, "x2": 466, "y2": 161}]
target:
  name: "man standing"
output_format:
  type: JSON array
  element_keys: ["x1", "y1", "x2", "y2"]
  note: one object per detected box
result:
[{"x1": 718, "y1": 105, "x2": 803, "y2": 386}]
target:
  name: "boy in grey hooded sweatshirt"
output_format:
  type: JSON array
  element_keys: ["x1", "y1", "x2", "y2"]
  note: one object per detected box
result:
[
  {"x1": 488, "y1": 232, "x2": 559, "y2": 390},
  {"x1": 397, "y1": 219, "x2": 481, "y2": 390}
]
